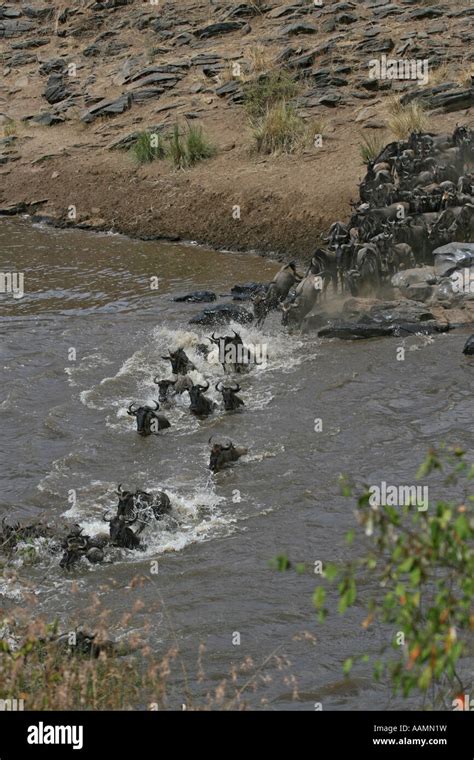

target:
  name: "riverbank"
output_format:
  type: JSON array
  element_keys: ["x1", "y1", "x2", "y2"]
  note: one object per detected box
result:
[{"x1": 1, "y1": 0, "x2": 473, "y2": 257}]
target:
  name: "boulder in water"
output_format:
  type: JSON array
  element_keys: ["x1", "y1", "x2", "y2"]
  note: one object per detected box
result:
[
  {"x1": 173, "y1": 290, "x2": 216, "y2": 303},
  {"x1": 189, "y1": 304, "x2": 253, "y2": 326},
  {"x1": 462, "y1": 335, "x2": 474, "y2": 355}
]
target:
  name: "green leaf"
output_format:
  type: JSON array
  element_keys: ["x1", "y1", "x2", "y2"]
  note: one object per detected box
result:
[
  {"x1": 343, "y1": 658, "x2": 353, "y2": 676},
  {"x1": 312, "y1": 586, "x2": 326, "y2": 610}
]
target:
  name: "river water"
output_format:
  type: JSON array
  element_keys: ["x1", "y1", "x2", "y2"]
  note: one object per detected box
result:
[{"x1": 0, "y1": 216, "x2": 472, "y2": 710}]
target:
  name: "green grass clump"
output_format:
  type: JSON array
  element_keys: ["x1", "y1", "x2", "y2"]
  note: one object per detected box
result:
[
  {"x1": 253, "y1": 102, "x2": 307, "y2": 155},
  {"x1": 243, "y1": 69, "x2": 299, "y2": 119},
  {"x1": 131, "y1": 131, "x2": 165, "y2": 164},
  {"x1": 165, "y1": 124, "x2": 216, "y2": 169}
]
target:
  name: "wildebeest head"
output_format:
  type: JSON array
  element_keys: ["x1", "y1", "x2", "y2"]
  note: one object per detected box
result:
[
  {"x1": 59, "y1": 528, "x2": 89, "y2": 569},
  {"x1": 208, "y1": 437, "x2": 247, "y2": 473},
  {"x1": 127, "y1": 401, "x2": 169, "y2": 435},
  {"x1": 209, "y1": 440, "x2": 233, "y2": 473},
  {"x1": 216, "y1": 381, "x2": 244, "y2": 411},
  {"x1": 188, "y1": 382, "x2": 214, "y2": 417},
  {"x1": 103, "y1": 510, "x2": 141, "y2": 550},
  {"x1": 161, "y1": 348, "x2": 195, "y2": 375},
  {"x1": 153, "y1": 377, "x2": 177, "y2": 403}
]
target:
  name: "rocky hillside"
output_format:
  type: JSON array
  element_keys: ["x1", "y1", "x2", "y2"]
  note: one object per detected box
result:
[{"x1": 1, "y1": 0, "x2": 473, "y2": 255}]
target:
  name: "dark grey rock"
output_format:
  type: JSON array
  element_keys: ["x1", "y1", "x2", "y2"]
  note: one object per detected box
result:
[
  {"x1": 195, "y1": 21, "x2": 245, "y2": 39},
  {"x1": 174, "y1": 291, "x2": 217, "y2": 303},
  {"x1": 462, "y1": 335, "x2": 474, "y2": 355},
  {"x1": 81, "y1": 93, "x2": 132, "y2": 123},
  {"x1": 408, "y1": 6, "x2": 444, "y2": 20},
  {"x1": 11, "y1": 38, "x2": 50, "y2": 50},
  {"x1": 39, "y1": 59, "x2": 67, "y2": 76},
  {"x1": 356, "y1": 37, "x2": 394, "y2": 53},
  {"x1": 32, "y1": 113, "x2": 65, "y2": 126},
  {"x1": 131, "y1": 88, "x2": 164, "y2": 102},
  {"x1": 189, "y1": 304, "x2": 253, "y2": 326},
  {"x1": 433, "y1": 243, "x2": 474, "y2": 277},
  {"x1": 216, "y1": 80, "x2": 241, "y2": 97},
  {"x1": 44, "y1": 75, "x2": 70, "y2": 105},
  {"x1": 281, "y1": 22, "x2": 317, "y2": 36},
  {"x1": 0, "y1": 19, "x2": 35, "y2": 37}
]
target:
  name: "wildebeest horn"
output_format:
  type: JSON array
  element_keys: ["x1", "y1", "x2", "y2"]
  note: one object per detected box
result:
[
  {"x1": 161, "y1": 355, "x2": 171, "y2": 361},
  {"x1": 116, "y1": 483, "x2": 123, "y2": 495},
  {"x1": 215, "y1": 381, "x2": 222, "y2": 392},
  {"x1": 233, "y1": 330, "x2": 240, "y2": 338},
  {"x1": 153, "y1": 376, "x2": 160, "y2": 384},
  {"x1": 197, "y1": 381, "x2": 209, "y2": 392},
  {"x1": 103, "y1": 511, "x2": 114, "y2": 523},
  {"x1": 67, "y1": 536, "x2": 87, "y2": 550},
  {"x1": 222, "y1": 442, "x2": 232, "y2": 450},
  {"x1": 152, "y1": 400, "x2": 160, "y2": 410},
  {"x1": 232, "y1": 383, "x2": 240, "y2": 392},
  {"x1": 127, "y1": 403, "x2": 138, "y2": 415}
]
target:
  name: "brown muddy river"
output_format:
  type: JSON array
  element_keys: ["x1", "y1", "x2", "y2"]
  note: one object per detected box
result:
[{"x1": 0, "y1": 216, "x2": 472, "y2": 710}]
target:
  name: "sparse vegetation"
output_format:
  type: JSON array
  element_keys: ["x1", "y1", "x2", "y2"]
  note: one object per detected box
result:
[
  {"x1": 246, "y1": 44, "x2": 275, "y2": 75},
  {"x1": 252, "y1": 102, "x2": 307, "y2": 155},
  {"x1": 0, "y1": 619, "x2": 167, "y2": 710},
  {"x1": 165, "y1": 124, "x2": 216, "y2": 169},
  {"x1": 185, "y1": 124, "x2": 216, "y2": 165},
  {"x1": 131, "y1": 131, "x2": 165, "y2": 164},
  {"x1": 386, "y1": 101, "x2": 428, "y2": 140},
  {"x1": 359, "y1": 132, "x2": 387, "y2": 164},
  {"x1": 3, "y1": 119, "x2": 17, "y2": 137},
  {"x1": 243, "y1": 69, "x2": 299, "y2": 119}
]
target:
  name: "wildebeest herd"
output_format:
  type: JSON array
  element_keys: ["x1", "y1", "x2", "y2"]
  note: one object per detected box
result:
[
  {"x1": 2, "y1": 126, "x2": 473, "y2": 571},
  {"x1": 252, "y1": 125, "x2": 474, "y2": 329}
]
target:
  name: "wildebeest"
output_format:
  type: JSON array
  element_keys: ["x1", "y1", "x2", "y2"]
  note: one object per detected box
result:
[
  {"x1": 127, "y1": 401, "x2": 171, "y2": 435},
  {"x1": 153, "y1": 375, "x2": 193, "y2": 403},
  {"x1": 252, "y1": 262, "x2": 302, "y2": 327},
  {"x1": 281, "y1": 272, "x2": 322, "y2": 328},
  {"x1": 215, "y1": 381, "x2": 244, "y2": 411},
  {"x1": 105, "y1": 513, "x2": 141, "y2": 550},
  {"x1": 345, "y1": 247, "x2": 381, "y2": 296},
  {"x1": 187, "y1": 382, "x2": 215, "y2": 417},
  {"x1": 116, "y1": 484, "x2": 171, "y2": 521},
  {"x1": 161, "y1": 348, "x2": 195, "y2": 375},
  {"x1": 59, "y1": 526, "x2": 107, "y2": 569},
  {"x1": 209, "y1": 438, "x2": 248, "y2": 473},
  {"x1": 209, "y1": 330, "x2": 246, "y2": 372}
]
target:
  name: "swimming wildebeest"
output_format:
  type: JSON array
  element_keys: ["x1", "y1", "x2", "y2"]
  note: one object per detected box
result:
[
  {"x1": 153, "y1": 375, "x2": 193, "y2": 403},
  {"x1": 208, "y1": 438, "x2": 248, "y2": 473},
  {"x1": 187, "y1": 382, "x2": 215, "y2": 417},
  {"x1": 215, "y1": 381, "x2": 244, "y2": 411},
  {"x1": 209, "y1": 330, "x2": 246, "y2": 372},
  {"x1": 161, "y1": 348, "x2": 195, "y2": 375},
  {"x1": 127, "y1": 401, "x2": 171, "y2": 435},
  {"x1": 116, "y1": 484, "x2": 171, "y2": 521},
  {"x1": 59, "y1": 526, "x2": 107, "y2": 569},
  {"x1": 103, "y1": 512, "x2": 141, "y2": 550}
]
